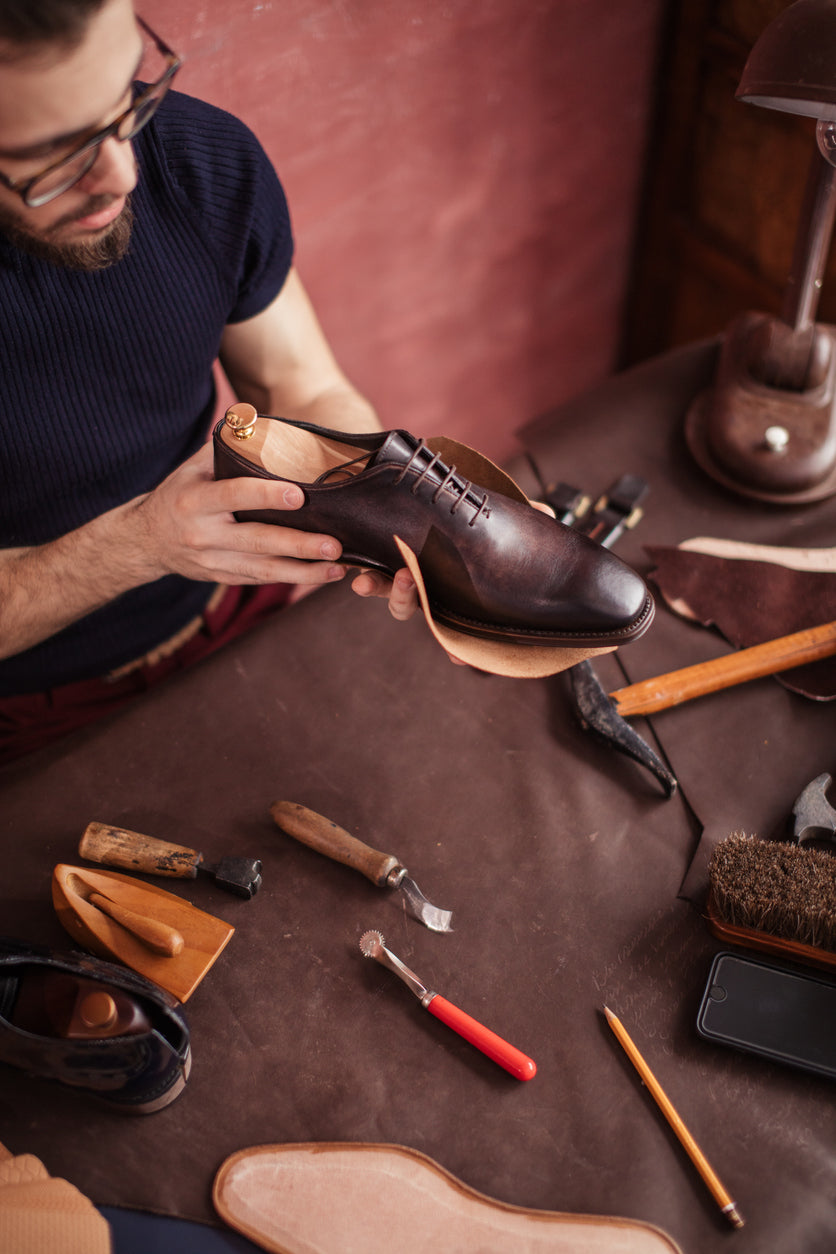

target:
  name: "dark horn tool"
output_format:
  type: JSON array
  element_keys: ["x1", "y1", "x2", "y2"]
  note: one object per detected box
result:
[
  {"x1": 570, "y1": 619, "x2": 836, "y2": 797},
  {"x1": 79, "y1": 822, "x2": 262, "y2": 899},
  {"x1": 271, "y1": 802, "x2": 453, "y2": 933}
]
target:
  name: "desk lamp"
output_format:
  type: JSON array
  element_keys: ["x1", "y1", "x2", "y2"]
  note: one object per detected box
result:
[{"x1": 686, "y1": 0, "x2": 836, "y2": 502}]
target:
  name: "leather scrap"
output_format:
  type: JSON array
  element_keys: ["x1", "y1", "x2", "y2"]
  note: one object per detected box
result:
[
  {"x1": 645, "y1": 544, "x2": 836, "y2": 699},
  {"x1": 213, "y1": 1142, "x2": 683, "y2": 1254}
]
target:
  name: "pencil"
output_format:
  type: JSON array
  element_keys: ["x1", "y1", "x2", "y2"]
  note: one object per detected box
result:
[{"x1": 603, "y1": 1006, "x2": 744, "y2": 1230}]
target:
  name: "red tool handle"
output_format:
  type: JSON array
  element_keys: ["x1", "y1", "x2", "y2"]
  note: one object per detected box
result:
[{"x1": 426, "y1": 995, "x2": 537, "y2": 1081}]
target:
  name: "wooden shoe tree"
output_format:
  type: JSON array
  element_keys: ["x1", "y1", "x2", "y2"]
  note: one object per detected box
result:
[
  {"x1": 52, "y1": 865, "x2": 234, "y2": 1002},
  {"x1": 218, "y1": 403, "x2": 366, "y2": 483}
]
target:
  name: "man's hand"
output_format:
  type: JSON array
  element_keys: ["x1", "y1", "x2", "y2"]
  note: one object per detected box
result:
[
  {"x1": 129, "y1": 443, "x2": 347, "y2": 589},
  {"x1": 0, "y1": 441, "x2": 347, "y2": 662}
]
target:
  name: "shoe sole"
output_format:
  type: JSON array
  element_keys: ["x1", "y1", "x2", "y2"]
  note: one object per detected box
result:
[
  {"x1": 428, "y1": 592, "x2": 656, "y2": 648},
  {"x1": 343, "y1": 551, "x2": 656, "y2": 649}
]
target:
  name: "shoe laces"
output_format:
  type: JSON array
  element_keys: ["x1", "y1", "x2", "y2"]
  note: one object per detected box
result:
[{"x1": 394, "y1": 441, "x2": 489, "y2": 525}]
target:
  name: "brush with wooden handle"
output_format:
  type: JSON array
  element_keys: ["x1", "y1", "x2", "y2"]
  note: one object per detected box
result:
[{"x1": 706, "y1": 832, "x2": 836, "y2": 972}]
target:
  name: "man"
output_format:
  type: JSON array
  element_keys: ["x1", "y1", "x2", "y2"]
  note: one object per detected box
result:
[{"x1": 0, "y1": 0, "x2": 416, "y2": 759}]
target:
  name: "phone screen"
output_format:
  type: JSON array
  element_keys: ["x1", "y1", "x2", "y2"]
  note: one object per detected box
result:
[{"x1": 697, "y1": 951, "x2": 836, "y2": 1080}]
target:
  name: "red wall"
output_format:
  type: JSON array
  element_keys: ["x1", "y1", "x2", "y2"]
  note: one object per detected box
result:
[{"x1": 142, "y1": 0, "x2": 665, "y2": 462}]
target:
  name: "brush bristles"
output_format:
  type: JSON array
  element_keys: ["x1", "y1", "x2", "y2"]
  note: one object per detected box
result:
[{"x1": 709, "y1": 832, "x2": 836, "y2": 952}]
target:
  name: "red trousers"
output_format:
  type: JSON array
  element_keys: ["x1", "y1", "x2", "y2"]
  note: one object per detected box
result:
[{"x1": 0, "y1": 584, "x2": 291, "y2": 764}]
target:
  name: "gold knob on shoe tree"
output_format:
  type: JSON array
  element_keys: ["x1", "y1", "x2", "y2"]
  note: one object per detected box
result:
[{"x1": 226, "y1": 402, "x2": 258, "y2": 439}]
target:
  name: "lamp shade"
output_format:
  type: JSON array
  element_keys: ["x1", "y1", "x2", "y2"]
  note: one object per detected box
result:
[{"x1": 737, "y1": 0, "x2": 836, "y2": 119}]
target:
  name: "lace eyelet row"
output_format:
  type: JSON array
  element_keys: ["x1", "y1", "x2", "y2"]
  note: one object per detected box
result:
[{"x1": 394, "y1": 441, "x2": 489, "y2": 526}]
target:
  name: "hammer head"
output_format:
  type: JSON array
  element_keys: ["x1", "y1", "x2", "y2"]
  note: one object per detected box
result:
[
  {"x1": 568, "y1": 659, "x2": 677, "y2": 798},
  {"x1": 205, "y1": 856, "x2": 263, "y2": 898},
  {"x1": 791, "y1": 773, "x2": 836, "y2": 848}
]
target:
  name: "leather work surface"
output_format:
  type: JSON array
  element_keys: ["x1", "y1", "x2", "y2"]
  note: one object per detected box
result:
[{"x1": 1, "y1": 339, "x2": 836, "y2": 1252}]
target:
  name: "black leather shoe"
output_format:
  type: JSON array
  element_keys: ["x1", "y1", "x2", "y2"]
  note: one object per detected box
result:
[
  {"x1": 214, "y1": 409, "x2": 654, "y2": 648},
  {"x1": 0, "y1": 937, "x2": 191, "y2": 1113}
]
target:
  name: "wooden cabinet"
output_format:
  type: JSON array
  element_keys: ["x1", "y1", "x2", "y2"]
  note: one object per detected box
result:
[{"x1": 622, "y1": 0, "x2": 833, "y2": 365}]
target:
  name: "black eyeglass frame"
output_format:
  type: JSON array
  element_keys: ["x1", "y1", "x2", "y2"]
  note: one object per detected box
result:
[{"x1": 0, "y1": 16, "x2": 181, "y2": 208}]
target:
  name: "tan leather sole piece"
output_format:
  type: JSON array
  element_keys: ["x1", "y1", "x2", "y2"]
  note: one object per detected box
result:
[{"x1": 213, "y1": 1142, "x2": 683, "y2": 1254}]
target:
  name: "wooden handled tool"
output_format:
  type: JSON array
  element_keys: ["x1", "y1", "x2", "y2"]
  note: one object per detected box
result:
[
  {"x1": 79, "y1": 821, "x2": 262, "y2": 898},
  {"x1": 609, "y1": 619, "x2": 836, "y2": 717},
  {"x1": 271, "y1": 802, "x2": 453, "y2": 933},
  {"x1": 570, "y1": 619, "x2": 836, "y2": 798}
]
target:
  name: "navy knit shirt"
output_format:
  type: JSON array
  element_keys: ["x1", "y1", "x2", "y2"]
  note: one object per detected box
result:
[{"x1": 0, "y1": 90, "x2": 294, "y2": 696}]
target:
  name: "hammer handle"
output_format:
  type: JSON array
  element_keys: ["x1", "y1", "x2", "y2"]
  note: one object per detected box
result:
[
  {"x1": 610, "y1": 619, "x2": 836, "y2": 717},
  {"x1": 271, "y1": 801, "x2": 400, "y2": 887},
  {"x1": 80, "y1": 822, "x2": 200, "y2": 879}
]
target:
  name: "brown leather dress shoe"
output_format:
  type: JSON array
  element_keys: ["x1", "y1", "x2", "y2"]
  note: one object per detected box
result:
[{"x1": 213, "y1": 408, "x2": 654, "y2": 649}]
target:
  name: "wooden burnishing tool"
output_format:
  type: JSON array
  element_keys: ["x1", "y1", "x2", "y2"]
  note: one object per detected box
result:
[{"x1": 52, "y1": 865, "x2": 235, "y2": 1002}]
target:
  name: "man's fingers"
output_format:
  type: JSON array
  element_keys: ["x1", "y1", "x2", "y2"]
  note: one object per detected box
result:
[
  {"x1": 233, "y1": 521, "x2": 342, "y2": 562},
  {"x1": 387, "y1": 569, "x2": 416, "y2": 620},
  {"x1": 196, "y1": 550, "x2": 346, "y2": 586},
  {"x1": 351, "y1": 567, "x2": 418, "y2": 621},
  {"x1": 211, "y1": 475, "x2": 306, "y2": 513}
]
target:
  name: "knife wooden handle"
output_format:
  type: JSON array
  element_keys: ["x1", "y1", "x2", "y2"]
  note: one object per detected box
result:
[
  {"x1": 80, "y1": 821, "x2": 200, "y2": 879},
  {"x1": 270, "y1": 801, "x2": 400, "y2": 887},
  {"x1": 87, "y1": 892, "x2": 184, "y2": 957},
  {"x1": 610, "y1": 619, "x2": 836, "y2": 718}
]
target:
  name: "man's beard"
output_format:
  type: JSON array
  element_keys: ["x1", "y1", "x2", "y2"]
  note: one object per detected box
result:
[{"x1": 0, "y1": 194, "x2": 134, "y2": 271}]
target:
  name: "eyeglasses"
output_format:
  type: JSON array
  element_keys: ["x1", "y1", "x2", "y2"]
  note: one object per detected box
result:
[{"x1": 0, "y1": 17, "x2": 181, "y2": 208}]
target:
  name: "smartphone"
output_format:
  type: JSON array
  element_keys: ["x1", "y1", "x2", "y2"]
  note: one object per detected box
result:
[{"x1": 697, "y1": 951, "x2": 836, "y2": 1081}]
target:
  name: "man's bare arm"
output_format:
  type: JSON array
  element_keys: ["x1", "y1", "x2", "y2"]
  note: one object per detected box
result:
[
  {"x1": 218, "y1": 267, "x2": 380, "y2": 432},
  {"x1": 0, "y1": 449, "x2": 348, "y2": 660},
  {"x1": 219, "y1": 267, "x2": 418, "y2": 618},
  {"x1": 0, "y1": 269, "x2": 413, "y2": 664}
]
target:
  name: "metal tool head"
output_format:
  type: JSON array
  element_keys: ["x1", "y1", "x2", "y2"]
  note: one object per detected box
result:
[
  {"x1": 791, "y1": 772, "x2": 836, "y2": 847},
  {"x1": 359, "y1": 929, "x2": 385, "y2": 959},
  {"x1": 568, "y1": 659, "x2": 677, "y2": 798},
  {"x1": 203, "y1": 856, "x2": 263, "y2": 899},
  {"x1": 358, "y1": 930, "x2": 429, "y2": 1000},
  {"x1": 390, "y1": 871, "x2": 453, "y2": 933}
]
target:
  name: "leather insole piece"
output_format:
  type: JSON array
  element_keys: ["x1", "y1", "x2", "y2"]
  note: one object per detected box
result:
[
  {"x1": 645, "y1": 545, "x2": 836, "y2": 699},
  {"x1": 213, "y1": 1143, "x2": 683, "y2": 1254}
]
